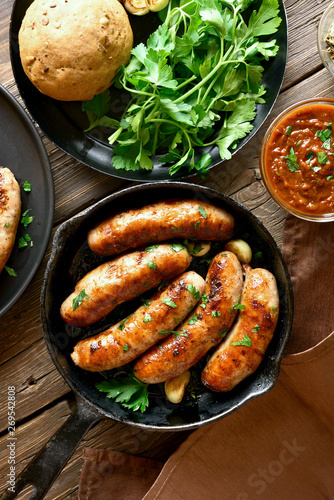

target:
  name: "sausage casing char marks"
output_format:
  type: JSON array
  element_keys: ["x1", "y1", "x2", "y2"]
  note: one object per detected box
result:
[
  {"x1": 0, "y1": 167, "x2": 21, "y2": 274},
  {"x1": 71, "y1": 271, "x2": 206, "y2": 371},
  {"x1": 201, "y1": 266, "x2": 279, "y2": 392},
  {"x1": 60, "y1": 244, "x2": 192, "y2": 327},
  {"x1": 87, "y1": 199, "x2": 234, "y2": 257},
  {"x1": 133, "y1": 251, "x2": 243, "y2": 384}
]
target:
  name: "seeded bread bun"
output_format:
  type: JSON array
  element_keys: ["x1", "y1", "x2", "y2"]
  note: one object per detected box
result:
[{"x1": 19, "y1": 0, "x2": 133, "y2": 101}]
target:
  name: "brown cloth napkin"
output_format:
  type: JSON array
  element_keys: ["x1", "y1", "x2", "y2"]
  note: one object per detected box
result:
[
  {"x1": 79, "y1": 214, "x2": 334, "y2": 499},
  {"x1": 78, "y1": 449, "x2": 163, "y2": 500}
]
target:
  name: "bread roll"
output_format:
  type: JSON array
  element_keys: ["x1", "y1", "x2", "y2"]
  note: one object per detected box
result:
[{"x1": 19, "y1": 0, "x2": 133, "y2": 101}]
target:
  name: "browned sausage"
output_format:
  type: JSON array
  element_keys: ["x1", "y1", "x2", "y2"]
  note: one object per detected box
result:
[
  {"x1": 201, "y1": 266, "x2": 279, "y2": 392},
  {"x1": 87, "y1": 199, "x2": 234, "y2": 256},
  {"x1": 133, "y1": 251, "x2": 243, "y2": 384},
  {"x1": 71, "y1": 271, "x2": 206, "y2": 371},
  {"x1": 0, "y1": 167, "x2": 21, "y2": 274},
  {"x1": 60, "y1": 244, "x2": 192, "y2": 327}
]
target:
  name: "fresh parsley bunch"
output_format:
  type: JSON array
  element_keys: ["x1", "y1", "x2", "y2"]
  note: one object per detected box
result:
[{"x1": 83, "y1": 0, "x2": 281, "y2": 176}]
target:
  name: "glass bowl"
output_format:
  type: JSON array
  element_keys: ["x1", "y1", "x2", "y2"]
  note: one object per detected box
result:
[
  {"x1": 260, "y1": 98, "x2": 334, "y2": 222},
  {"x1": 317, "y1": 2, "x2": 334, "y2": 77}
]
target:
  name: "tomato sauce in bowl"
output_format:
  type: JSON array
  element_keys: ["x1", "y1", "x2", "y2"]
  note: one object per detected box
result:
[{"x1": 260, "y1": 98, "x2": 334, "y2": 221}]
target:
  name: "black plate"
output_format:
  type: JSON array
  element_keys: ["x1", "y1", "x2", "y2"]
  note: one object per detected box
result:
[
  {"x1": 10, "y1": 0, "x2": 287, "y2": 182},
  {"x1": 0, "y1": 85, "x2": 54, "y2": 317},
  {"x1": 41, "y1": 182, "x2": 293, "y2": 430}
]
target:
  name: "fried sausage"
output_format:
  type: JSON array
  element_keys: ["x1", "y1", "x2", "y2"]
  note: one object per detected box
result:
[
  {"x1": 60, "y1": 243, "x2": 192, "y2": 327},
  {"x1": 0, "y1": 167, "x2": 21, "y2": 274},
  {"x1": 201, "y1": 266, "x2": 279, "y2": 392},
  {"x1": 133, "y1": 251, "x2": 243, "y2": 384},
  {"x1": 87, "y1": 199, "x2": 234, "y2": 256},
  {"x1": 71, "y1": 271, "x2": 206, "y2": 371}
]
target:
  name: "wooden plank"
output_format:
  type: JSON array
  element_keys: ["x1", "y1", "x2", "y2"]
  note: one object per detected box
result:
[
  {"x1": 0, "y1": 338, "x2": 69, "y2": 432},
  {"x1": 282, "y1": 0, "x2": 329, "y2": 90}
]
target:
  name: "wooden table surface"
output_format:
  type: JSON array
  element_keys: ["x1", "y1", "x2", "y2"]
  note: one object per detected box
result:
[{"x1": 1, "y1": 0, "x2": 334, "y2": 498}]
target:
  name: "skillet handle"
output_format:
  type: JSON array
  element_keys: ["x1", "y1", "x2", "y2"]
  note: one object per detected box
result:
[{"x1": 0, "y1": 395, "x2": 102, "y2": 500}]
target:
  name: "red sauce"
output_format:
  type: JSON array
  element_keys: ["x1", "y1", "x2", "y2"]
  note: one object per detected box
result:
[{"x1": 265, "y1": 104, "x2": 334, "y2": 215}]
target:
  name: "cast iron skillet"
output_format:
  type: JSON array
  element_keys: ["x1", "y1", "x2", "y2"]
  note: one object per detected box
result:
[
  {"x1": 2, "y1": 183, "x2": 293, "y2": 500},
  {"x1": 9, "y1": 0, "x2": 287, "y2": 181}
]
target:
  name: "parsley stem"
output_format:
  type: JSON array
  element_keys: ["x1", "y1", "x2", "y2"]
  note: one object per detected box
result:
[{"x1": 175, "y1": 75, "x2": 197, "y2": 91}]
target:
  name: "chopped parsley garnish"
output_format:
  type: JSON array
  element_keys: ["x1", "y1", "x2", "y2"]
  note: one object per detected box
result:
[
  {"x1": 306, "y1": 151, "x2": 314, "y2": 164},
  {"x1": 218, "y1": 329, "x2": 229, "y2": 338},
  {"x1": 72, "y1": 289, "x2": 89, "y2": 311},
  {"x1": 254, "y1": 251, "x2": 262, "y2": 258},
  {"x1": 317, "y1": 127, "x2": 332, "y2": 143},
  {"x1": 198, "y1": 206, "x2": 207, "y2": 219},
  {"x1": 190, "y1": 242, "x2": 204, "y2": 255},
  {"x1": 123, "y1": 344, "x2": 130, "y2": 352},
  {"x1": 159, "y1": 325, "x2": 188, "y2": 337},
  {"x1": 233, "y1": 304, "x2": 246, "y2": 311},
  {"x1": 200, "y1": 294, "x2": 209, "y2": 308},
  {"x1": 182, "y1": 239, "x2": 203, "y2": 255},
  {"x1": 316, "y1": 152, "x2": 329, "y2": 164},
  {"x1": 230, "y1": 334, "x2": 252, "y2": 347},
  {"x1": 143, "y1": 313, "x2": 152, "y2": 323},
  {"x1": 252, "y1": 324, "x2": 261, "y2": 332},
  {"x1": 188, "y1": 315, "x2": 198, "y2": 325},
  {"x1": 194, "y1": 221, "x2": 200, "y2": 229},
  {"x1": 211, "y1": 311, "x2": 222, "y2": 317},
  {"x1": 285, "y1": 125, "x2": 292, "y2": 135},
  {"x1": 284, "y1": 148, "x2": 299, "y2": 172},
  {"x1": 327, "y1": 175, "x2": 334, "y2": 181},
  {"x1": 161, "y1": 298, "x2": 177, "y2": 308},
  {"x1": 21, "y1": 209, "x2": 34, "y2": 229},
  {"x1": 118, "y1": 313, "x2": 134, "y2": 331},
  {"x1": 171, "y1": 226, "x2": 183, "y2": 231},
  {"x1": 23, "y1": 181, "x2": 32, "y2": 192},
  {"x1": 18, "y1": 234, "x2": 33, "y2": 248},
  {"x1": 96, "y1": 373, "x2": 149, "y2": 413},
  {"x1": 4, "y1": 222, "x2": 9, "y2": 227},
  {"x1": 271, "y1": 306, "x2": 276, "y2": 312},
  {"x1": 170, "y1": 243, "x2": 185, "y2": 253},
  {"x1": 296, "y1": 140, "x2": 302, "y2": 146},
  {"x1": 310, "y1": 166, "x2": 321, "y2": 173},
  {"x1": 145, "y1": 244, "x2": 159, "y2": 252},
  {"x1": 5, "y1": 266, "x2": 16, "y2": 277},
  {"x1": 147, "y1": 260, "x2": 157, "y2": 271},
  {"x1": 186, "y1": 284, "x2": 201, "y2": 299}
]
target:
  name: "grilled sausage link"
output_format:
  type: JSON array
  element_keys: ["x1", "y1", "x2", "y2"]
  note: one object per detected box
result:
[
  {"x1": 133, "y1": 251, "x2": 243, "y2": 384},
  {"x1": 0, "y1": 167, "x2": 21, "y2": 274},
  {"x1": 71, "y1": 271, "x2": 206, "y2": 371},
  {"x1": 201, "y1": 266, "x2": 279, "y2": 392},
  {"x1": 87, "y1": 199, "x2": 234, "y2": 257},
  {"x1": 60, "y1": 244, "x2": 192, "y2": 327}
]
